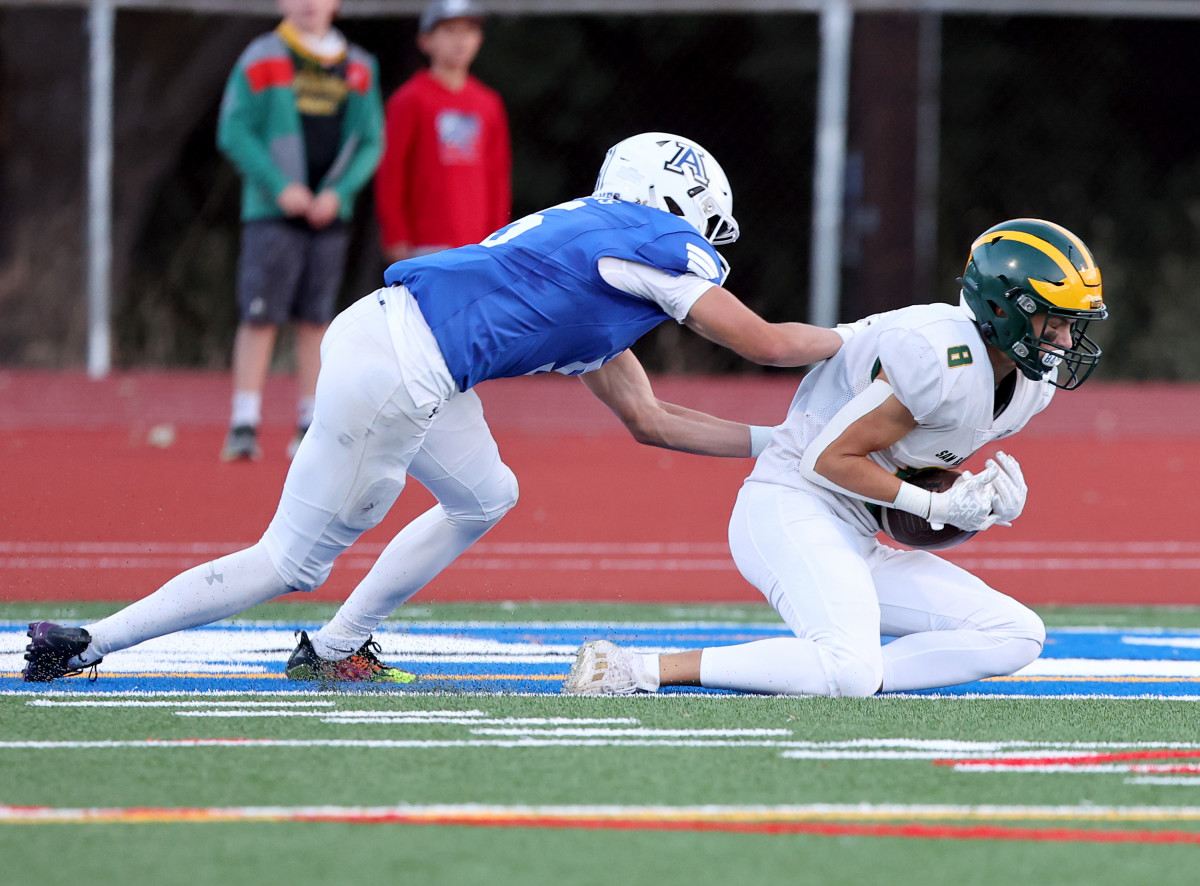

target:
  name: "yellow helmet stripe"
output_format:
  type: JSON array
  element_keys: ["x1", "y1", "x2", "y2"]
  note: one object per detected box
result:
[
  {"x1": 970, "y1": 227, "x2": 1103, "y2": 310},
  {"x1": 1025, "y1": 218, "x2": 1097, "y2": 269}
]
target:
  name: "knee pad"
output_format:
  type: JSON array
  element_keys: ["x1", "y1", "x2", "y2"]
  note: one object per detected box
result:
[
  {"x1": 340, "y1": 478, "x2": 405, "y2": 532},
  {"x1": 260, "y1": 520, "x2": 340, "y2": 594},
  {"x1": 262, "y1": 540, "x2": 335, "y2": 594}
]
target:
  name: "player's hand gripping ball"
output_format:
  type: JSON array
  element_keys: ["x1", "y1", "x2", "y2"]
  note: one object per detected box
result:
[{"x1": 878, "y1": 467, "x2": 979, "y2": 551}]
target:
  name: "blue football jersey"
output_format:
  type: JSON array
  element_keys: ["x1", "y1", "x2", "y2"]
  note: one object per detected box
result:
[{"x1": 383, "y1": 197, "x2": 725, "y2": 392}]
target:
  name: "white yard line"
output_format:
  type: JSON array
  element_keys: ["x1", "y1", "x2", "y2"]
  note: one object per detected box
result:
[{"x1": 5, "y1": 801, "x2": 1200, "y2": 825}]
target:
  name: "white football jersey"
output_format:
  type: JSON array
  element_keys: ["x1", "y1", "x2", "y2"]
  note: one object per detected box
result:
[{"x1": 750, "y1": 302, "x2": 1055, "y2": 534}]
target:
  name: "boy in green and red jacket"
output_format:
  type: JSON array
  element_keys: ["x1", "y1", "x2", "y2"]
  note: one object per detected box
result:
[{"x1": 217, "y1": 0, "x2": 383, "y2": 462}]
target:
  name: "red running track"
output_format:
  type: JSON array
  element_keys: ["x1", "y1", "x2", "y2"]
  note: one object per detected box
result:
[{"x1": 2, "y1": 369, "x2": 1199, "y2": 607}]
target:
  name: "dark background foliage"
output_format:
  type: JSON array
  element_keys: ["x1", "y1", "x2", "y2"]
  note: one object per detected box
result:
[{"x1": 2, "y1": 9, "x2": 1199, "y2": 377}]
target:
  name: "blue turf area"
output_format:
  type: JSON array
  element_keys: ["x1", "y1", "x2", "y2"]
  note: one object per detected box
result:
[{"x1": 4, "y1": 621, "x2": 1200, "y2": 697}]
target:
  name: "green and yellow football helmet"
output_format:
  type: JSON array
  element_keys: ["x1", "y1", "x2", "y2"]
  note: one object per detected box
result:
[{"x1": 959, "y1": 218, "x2": 1107, "y2": 390}]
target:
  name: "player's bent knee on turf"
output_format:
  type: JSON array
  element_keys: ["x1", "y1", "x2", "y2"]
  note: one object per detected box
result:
[
  {"x1": 1002, "y1": 608, "x2": 1046, "y2": 674},
  {"x1": 993, "y1": 596, "x2": 1047, "y2": 650},
  {"x1": 823, "y1": 649, "x2": 884, "y2": 698}
]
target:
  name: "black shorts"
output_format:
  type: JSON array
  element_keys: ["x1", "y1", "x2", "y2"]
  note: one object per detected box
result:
[{"x1": 235, "y1": 219, "x2": 351, "y2": 326}]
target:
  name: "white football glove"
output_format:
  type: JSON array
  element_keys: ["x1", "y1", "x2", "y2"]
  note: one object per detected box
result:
[
  {"x1": 986, "y1": 450, "x2": 1028, "y2": 526},
  {"x1": 927, "y1": 463, "x2": 1003, "y2": 531}
]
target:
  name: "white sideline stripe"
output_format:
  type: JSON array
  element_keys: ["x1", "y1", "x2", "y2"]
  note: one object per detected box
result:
[
  {"x1": 1013, "y1": 659, "x2": 1200, "y2": 678},
  {"x1": 9, "y1": 738, "x2": 1200, "y2": 752},
  {"x1": 7, "y1": 686, "x2": 1200, "y2": 701},
  {"x1": 27, "y1": 700, "x2": 335, "y2": 708},
  {"x1": 6, "y1": 802, "x2": 1200, "y2": 824},
  {"x1": 1123, "y1": 636, "x2": 1200, "y2": 649},
  {"x1": 318, "y1": 717, "x2": 637, "y2": 726},
  {"x1": 780, "y1": 738, "x2": 1200, "y2": 760},
  {"x1": 174, "y1": 712, "x2": 640, "y2": 726},
  {"x1": 888, "y1": 693, "x2": 1200, "y2": 701},
  {"x1": 782, "y1": 751, "x2": 1016, "y2": 760},
  {"x1": 0, "y1": 739, "x2": 814, "y2": 749},
  {"x1": 467, "y1": 728, "x2": 790, "y2": 737},
  {"x1": 169, "y1": 710, "x2": 774, "y2": 736},
  {"x1": 781, "y1": 739, "x2": 1200, "y2": 750},
  {"x1": 173, "y1": 709, "x2": 488, "y2": 719},
  {"x1": 1126, "y1": 777, "x2": 1200, "y2": 786},
  {"x1": 2, "y1": 690, "x2": 375, "y2": 698}
]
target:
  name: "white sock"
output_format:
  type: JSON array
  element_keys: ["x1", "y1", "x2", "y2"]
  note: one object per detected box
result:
[
  {"x1": 231, "y1": 391, "x2": 262, "y2": 428},
  {"x1": 313, "y1": 505, "x2": 498, "y2": 656},
  {"x1": 309, "y1": 628, "x2": 357, "y2": 661},
  {"x1": 75, "y1": 544, "x2": 288, "y2": 664},
  {"x1": 635, "y1": 653, "x2": 660, "y2": 691}
]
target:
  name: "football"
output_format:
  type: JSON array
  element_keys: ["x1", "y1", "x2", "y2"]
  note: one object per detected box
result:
[{"x1": 878, "y1": 467, "x2": 978, "y2": 551}]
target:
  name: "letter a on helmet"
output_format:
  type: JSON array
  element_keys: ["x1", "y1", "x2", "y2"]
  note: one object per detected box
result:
[{"x1": 593, "y1": 132, "x2": 739, "y2": 247}]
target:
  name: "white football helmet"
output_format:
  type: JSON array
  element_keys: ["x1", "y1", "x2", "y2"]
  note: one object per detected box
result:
[{"x1": 593, "y1": 132, "x2": 739, "y2": 246}]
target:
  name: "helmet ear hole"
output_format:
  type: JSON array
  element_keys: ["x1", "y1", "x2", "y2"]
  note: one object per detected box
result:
[{"x1": 662, "y1": 196, "x2": 685, "y2": 217}]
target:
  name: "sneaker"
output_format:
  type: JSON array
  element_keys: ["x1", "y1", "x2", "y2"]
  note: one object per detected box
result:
[
  {"x1": 285, "y1": 631, "x2": 416, "y2": 684},
  {"x1": 561, "y1": 639, "x2": 653, "y2": 696},
  {"x1": 221, "y1": 424, "x2": 261, "y2": 462},
  {"x1": 285, "y1": 424, "x2": 309, "y2": 460},
  {"x1": 23, "y1": 622, "x2": 103, "y2": 683}
]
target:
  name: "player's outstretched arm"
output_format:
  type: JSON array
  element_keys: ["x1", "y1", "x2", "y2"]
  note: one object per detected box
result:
[
  {"x1": 579, "y1": 350, "x2": 758, "y2": 457},
  {"x1": 683, "y1": 286, "x2": 844, "y2": 367}
]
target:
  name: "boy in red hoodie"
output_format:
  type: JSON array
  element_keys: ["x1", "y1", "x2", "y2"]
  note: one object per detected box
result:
[{"x1": 374, "y1": 0, "x2": 511, "y2": 263}]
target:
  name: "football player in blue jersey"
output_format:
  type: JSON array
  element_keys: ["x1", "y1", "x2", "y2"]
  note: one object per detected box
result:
[{"x1": 24, "y1": 132, "x2": 853, "y2": 684}]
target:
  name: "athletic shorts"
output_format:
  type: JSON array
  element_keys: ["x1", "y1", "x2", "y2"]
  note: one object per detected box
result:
[{"x1": 235, "y1": 218, "x2": 351, "y2": 326}]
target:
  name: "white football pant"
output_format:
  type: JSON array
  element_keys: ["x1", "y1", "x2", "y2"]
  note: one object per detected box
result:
[
  {"x1": 702, "y1": 480, "x2": 1045, "y2": 696},
  {"x1": 83, "y1": 294, "x2": 518, "y2": 663}
]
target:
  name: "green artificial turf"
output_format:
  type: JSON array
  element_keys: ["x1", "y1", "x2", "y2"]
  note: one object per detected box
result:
[{"x1": 5, "y1": 602, "x2": 1200, "y2": 885}]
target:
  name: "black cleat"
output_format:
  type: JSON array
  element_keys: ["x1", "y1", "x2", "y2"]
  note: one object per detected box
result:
[
  {"x1": 285, "y1": 631, "x2": 416, "y2": 684},
  {"x1": 23, "y1": 622, "x2": 102, "y2": 682}
]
